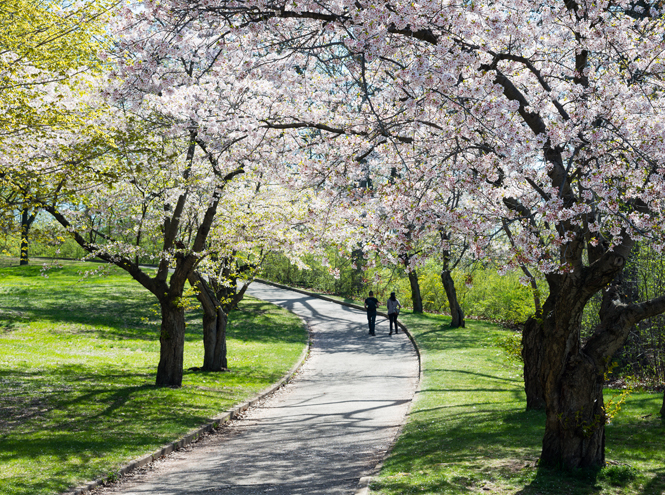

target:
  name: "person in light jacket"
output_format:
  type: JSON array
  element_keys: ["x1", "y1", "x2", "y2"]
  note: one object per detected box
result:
[{"x1": 386, "y1": 292, "x2": 401, "y2": 335}]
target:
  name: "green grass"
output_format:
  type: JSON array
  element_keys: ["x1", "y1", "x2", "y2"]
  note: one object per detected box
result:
[
  {"x1": 370, "y1": 312, "x2": 665, "y2": 495},
  {"x1": 0, "y1": 260, "x2": 307, "y2": 495}
]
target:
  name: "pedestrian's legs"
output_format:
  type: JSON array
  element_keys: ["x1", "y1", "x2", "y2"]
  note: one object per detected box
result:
[
  {"x1": 389, "y1": 313, "x2": 398, "y2": 334},
  {"x1": 368, "y1": 312, "x2": 376, "y2": 335}
]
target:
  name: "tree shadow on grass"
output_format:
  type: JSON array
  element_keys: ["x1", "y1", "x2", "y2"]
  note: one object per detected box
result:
[
  {"x1": 0, "y1": 291, "x2": 164, "y2": 341},
  {"x1": 227, "y1": 300, "x2": 309, "y2": 345},
  {"x1": 408, "y1": 322, "x2": 506, "y2": 352},
  {"x1": 0, "y1": 367, "x2": 156, "y2": 433},
  {"x1": 0, "y1": 431, "x2": 185, "y2": 495},
  {"x1": 385, "y1": 408, "x2": 545, "y2": 474},
  {"x1": 1, "y1": 359, "x2": 289, "y2": 433},
  {"x1": 425, "y1": 368, "x2": 523, "y2": 384},
  {"x1": 370, "y1": 476, "x2": 472, "y2": 494},
  {"x1": 414, "y1": 331, "x2": 480, "y2": 352},
  {"x1": 639, "y1": 469, "x2": 665, "y2": 495},
  {"x1": 0, "y1": 372, "x2": 217, "y2": 439},
  {"x1": 515, "y1": 465, "x2": 604, "y2": 495},
  {"x1": 514, "y1": 458, "x2": 665, "y2": 495}
]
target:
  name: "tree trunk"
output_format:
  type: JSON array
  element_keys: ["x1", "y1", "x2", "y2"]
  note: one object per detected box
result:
[
  {"x1": 19, "y1": 232, "x2": 29, "y2": 266},
  {"x1": 155, "y1": 298, "x2": 187, "y2": 387},
  {"x1": 213, "y1": 307, "x2": 228, "y2": 370},
  {"x1": 351, "y1": 247, "x2": 365, "y2": 295},
  {"x1": 408, "y1": 270, "x2": 423, "y2": 313},
  {"x1": 201, "y1": 307, "x2": 218, "y2": 370},
  {"x1": 522, "y1": 316, "x2": 546, "y2": 410},
  {"x1": 537, "y1": 269, "x2": 643, "y2": 468},
  {"x1": 541, "y1": 344, "x2": 607, "y2": 468},
  {"x1": 190, "y1": 272, "x2": 228, "y2": 371},
  {"x1": 516, "y1": 238, "x2": 665, "y2": 469},
  {"x1": 441, "y1": 269, "x2": 464, "y2": 327},
  {"x1": 19, "y1": 207, "x2": 36, "y2": 266},
  {"x1": 660, "y1": 392, "x2": 665, "y2": 418},
  {"x1": 537, "y1": 281, "x2": 607, "y2": 468},
  {"x1": 199, "y1": 304, "x2": 228, "y2": 371}
]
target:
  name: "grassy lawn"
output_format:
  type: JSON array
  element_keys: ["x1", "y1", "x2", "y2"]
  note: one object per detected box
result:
[
  {"x1": 0, "y1": 260, "x2": 307, "y2": 495},
  {"x1": 370, "y1": 312, "x2": 665, "y2": 495}
]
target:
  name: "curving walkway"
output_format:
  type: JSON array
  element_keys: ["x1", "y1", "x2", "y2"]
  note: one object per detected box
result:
[{"x1": 100, "y1": 282, "x2": 419, "y2": 495}]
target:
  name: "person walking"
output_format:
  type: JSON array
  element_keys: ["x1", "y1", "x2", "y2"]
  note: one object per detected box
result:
[
  {"x1": 386, "y1": 292, "x2": 402, "y2": 335},
  {"x1": 364, "y1": 291, "x2": 380, "y2": 336}
]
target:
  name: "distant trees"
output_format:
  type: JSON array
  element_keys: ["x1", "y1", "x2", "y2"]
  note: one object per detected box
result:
[{"x1": 0, "y1": 0, "x2": 112, "y2": 265}]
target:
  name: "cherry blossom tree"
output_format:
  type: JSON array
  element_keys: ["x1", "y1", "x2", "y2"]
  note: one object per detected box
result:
[
  {"x1": 154, "y1": 0, "x2": 665, "y2": 468},
  {"x1": 5, "y1": 4, "x2": 296, "y2": 386},
  {"x1": 188, "y1": 176, "x2": 316, "y2": 372}
]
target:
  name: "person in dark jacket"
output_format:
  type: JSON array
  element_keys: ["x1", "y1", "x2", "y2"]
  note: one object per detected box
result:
[
  {"x1": 364, "y1": 291, "x2": 380, "y2": 336},
  {"x1": 386, "y1": 292, "x2": 402, "y2": 335}
]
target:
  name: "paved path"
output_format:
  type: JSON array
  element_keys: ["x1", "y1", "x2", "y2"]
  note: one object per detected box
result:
[{"x1": 101, "y1": 283, "x2": 419, "y2": 495}]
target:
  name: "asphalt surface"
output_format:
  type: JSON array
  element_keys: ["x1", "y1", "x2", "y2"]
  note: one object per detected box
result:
[{"x1": 99, "y1": 282, "x2": 419, "y2": 495}]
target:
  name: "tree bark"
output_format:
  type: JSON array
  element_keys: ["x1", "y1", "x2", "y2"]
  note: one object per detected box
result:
[
  {"x1": 155, "y1": 297, "x2": 187, "y2": 387},
  {"x1": 660, "y1": 392, "x2": 665, "y2": 418},
  {"x1": 19, "y1": 207, "x2": 36, "y2": 266},
  {"x1": 213, "y1": 306, "x2": 228, "y2": 370},
  {"x1": 189, "y1": 272, "x2": 229, "y2": 371},
  {"x1": 536, "y1": 254, "x2": 665, "y2": 469},
  {"x1": 541, "y1": 346, "x2": 607, "y2": 468},
  {"x1": 198, "y1": 304, "x2": 228, "y2": 370},
  {"x1": 441, "y1": 269, "x2": 464, "y2": 327},
  {"x1": 201, "y1": 307, "x2": 218, "y2": 370},
  {"x1": 408, "y1": 269, "x2": 423, "y2": 313},
  {"x1": 522, "y1": 316, "x2": 546, "y2": 410},
  {"x1": 537, "y1": 280, "x2": 606, "y2": 468},
  {"x1": 351, "y1": 247, "x2": 365, "y2": 295}
]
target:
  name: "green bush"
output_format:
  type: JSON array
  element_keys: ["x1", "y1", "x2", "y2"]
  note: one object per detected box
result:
[
  {"x1": 415, "y1": 263, "x2": 450, "y2": 312},
  {"x1": 461, "y1": 267, "x2": 538, "y2": 323},
  {"x1": 494, "y1": 330, "x2": 523, "y2": 364}
]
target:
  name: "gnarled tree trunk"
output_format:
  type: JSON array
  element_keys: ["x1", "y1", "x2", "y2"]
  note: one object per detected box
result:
[
  {"x1": 536, "y1": 248, "x2": 665, "y2": 469},
  {"x1": 537, "y1": 276, "x2": 606, "y2": 468},
  {"x1": 408, "y1": 269, "x2": 423, "y2": 313},
  {"x1": 441, "y1": 269, "x2": 464, "y2": 327}
]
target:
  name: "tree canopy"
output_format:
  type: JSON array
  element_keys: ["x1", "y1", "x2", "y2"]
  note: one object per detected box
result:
[{"x1": 2, "y1": 0, "x2": 665, "y2": 470}]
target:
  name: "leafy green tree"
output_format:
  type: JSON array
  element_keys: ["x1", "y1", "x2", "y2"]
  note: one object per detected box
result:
[{"x1": 0, "y1": 0, "x2": 112, "y2": 264}]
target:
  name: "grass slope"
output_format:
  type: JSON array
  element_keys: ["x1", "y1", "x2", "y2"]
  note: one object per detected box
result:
[
  {"x1": 371, "y1": 312, "x2": 665, "y2": 495},
  {"x1": 0, "y1": 261, "x2": 307, "y2": 495}
]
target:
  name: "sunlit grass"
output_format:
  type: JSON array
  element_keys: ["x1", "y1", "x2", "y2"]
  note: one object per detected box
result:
[
  {"x1": 370, "y1": 312, "x2": 665, "y2": 495},
  {"x1": 0, "y1": 260, "x2": 307, "y2": 495}
]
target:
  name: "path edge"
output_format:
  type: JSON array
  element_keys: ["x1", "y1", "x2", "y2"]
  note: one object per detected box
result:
[
  {"x1": 253, "y1": 278, "x2": 424, "y2": 495},
  {"x1": 62, "y1": 318, "x2": 312, "y2": 495}
]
